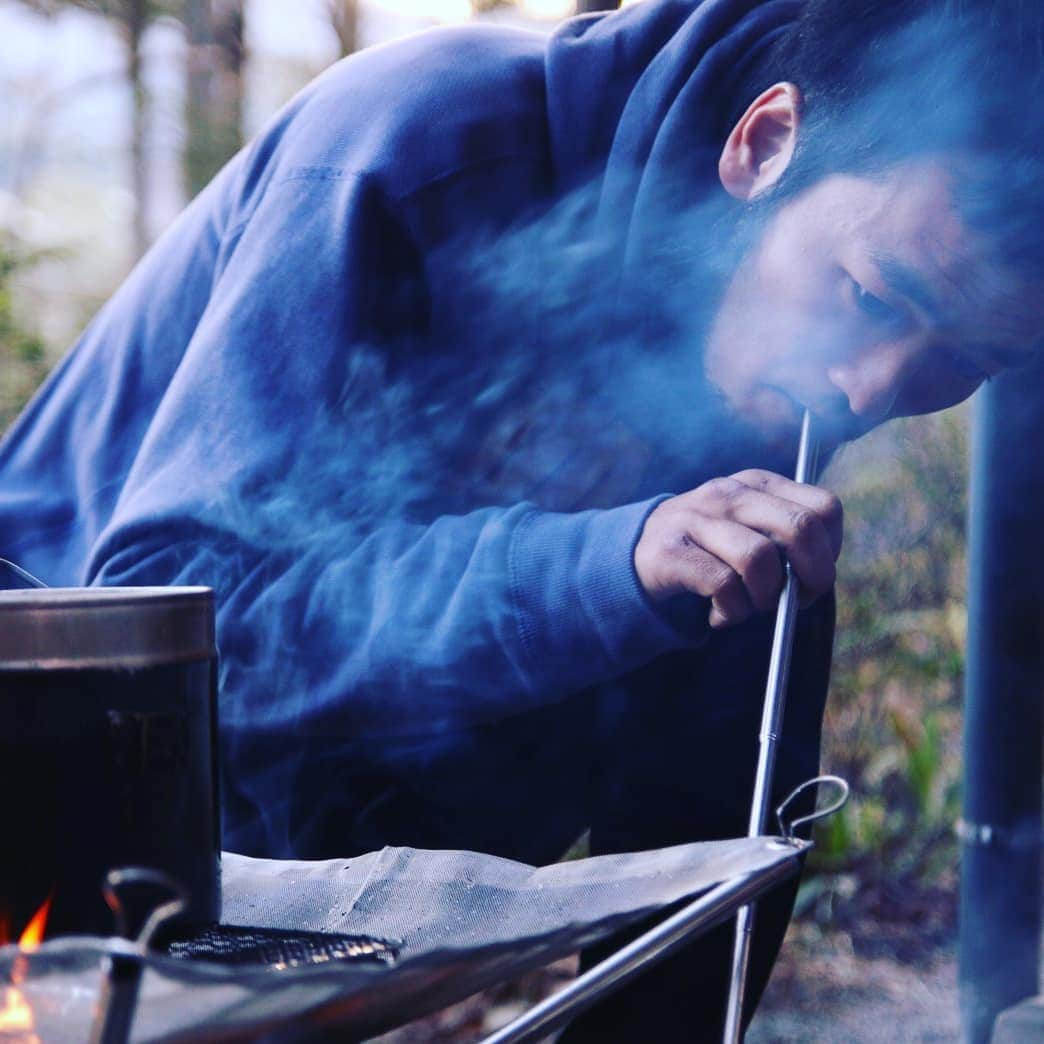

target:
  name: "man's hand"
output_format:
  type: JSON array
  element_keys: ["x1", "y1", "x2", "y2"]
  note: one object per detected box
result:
[{"x1": 634, "y1": 470, "x2": 843, "y2": 629}]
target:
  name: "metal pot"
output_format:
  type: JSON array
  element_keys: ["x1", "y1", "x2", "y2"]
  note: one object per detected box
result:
[{"x1": 0, "y1": 587, "x2": 220, "y2": 938}]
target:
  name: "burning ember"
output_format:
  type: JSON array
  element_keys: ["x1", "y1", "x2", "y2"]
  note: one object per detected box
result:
[{"x1": 0, "y1": 894, "x2": 52, "y2": 1041}]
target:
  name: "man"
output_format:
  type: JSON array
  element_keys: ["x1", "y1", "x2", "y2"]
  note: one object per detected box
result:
[{"x1": 2, "y1": 0, "x2": 1042, "y2": 1037}]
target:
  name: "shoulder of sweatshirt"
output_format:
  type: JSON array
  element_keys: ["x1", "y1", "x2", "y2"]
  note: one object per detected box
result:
[{"x1": 227, "y1": 25, "x2": 555, "y2": 228}]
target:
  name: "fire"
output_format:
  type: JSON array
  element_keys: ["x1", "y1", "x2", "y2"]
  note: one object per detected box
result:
[
  {"x1": 0, "y1": 895, "x2": 52, "y2": 1042},
  {"x1": 0, "y1": 895, "x2": 51, "y2": 950},
  {"x1": 14, "y1": 898, "x2": 50, "y2": 953},
  {"x1": 0, "y1": 988, "x2": 34, "y2": 1036}
]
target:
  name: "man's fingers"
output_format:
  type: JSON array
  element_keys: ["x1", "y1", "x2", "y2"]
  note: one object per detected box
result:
[
  {"x1": 730, "y1": 469, "x2": 844, "y2": 558},
  {"x1": 678, "y1": 512, "x2": 784, "y2": 612},
  {"x1": 692, "y1": 478, "x2": 838, "y2": 597},
  {"x1": 673, "y1": 536, "x2": 754, "y2": 626},
  {"x1": 633, "y1": 471, "x2": 845, "y2": 629},
  {"x1": 731, "y1": 494, "x2": 836, "y2": 597},
  {"x1": 633, "y1": 519, "x2": 756, "y2": 626}
]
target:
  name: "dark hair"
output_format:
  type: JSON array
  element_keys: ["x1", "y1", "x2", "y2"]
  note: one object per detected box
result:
[
  {"x1": 730, "y1": 0, "x2": 1044, "y2": 135},
  {"x1": 728, "y1": 1, "x2": 1044, "y2": 273}
]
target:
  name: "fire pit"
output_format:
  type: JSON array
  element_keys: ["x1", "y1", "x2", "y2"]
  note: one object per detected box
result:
[
  {"x1": 0, "y1": 579, "x2": 841, "y2": 1041},
  {"x1": 0, "y1": 838, "x2": 807, "y2": 1042}
]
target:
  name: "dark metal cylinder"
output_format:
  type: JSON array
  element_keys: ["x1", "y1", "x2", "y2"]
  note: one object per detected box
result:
[
  {"x1": 0, "y1": 587, "x2": 220, "y2": 938},
  {"x1": 961, "y1": 376, "x2": 1044, "y2": 1043}
]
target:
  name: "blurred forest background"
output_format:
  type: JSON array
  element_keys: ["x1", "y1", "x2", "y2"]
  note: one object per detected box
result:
[{"x1": 0, "y1": 0, "x2": 974, "y2": 1037}]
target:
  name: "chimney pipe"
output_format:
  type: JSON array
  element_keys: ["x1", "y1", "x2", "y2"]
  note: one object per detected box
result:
[{"x1": 960, "y1": 365, "x2": 1044, "y2": 1042}]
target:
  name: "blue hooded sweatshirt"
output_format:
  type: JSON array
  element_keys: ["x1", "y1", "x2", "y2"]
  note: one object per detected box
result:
[
  {"x1": 0, "y1": 0, "x2": 830, "y2": 869},
  {"x1": 1, "y1": 2, "x2": 841, "y2": 1033}
]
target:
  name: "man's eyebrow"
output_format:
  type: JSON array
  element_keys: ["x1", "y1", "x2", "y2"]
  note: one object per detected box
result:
[{"x1": 871, "y1": 253, "x2": 948, "y2": 324}]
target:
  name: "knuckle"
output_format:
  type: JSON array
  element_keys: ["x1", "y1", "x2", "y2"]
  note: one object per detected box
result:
[
  {"x1": 815, "y1": 490, "x2": 844, "y2": 526},
  {"x1": 789, "y1": 508, "x2": 820, "y2": 545},
  {"x1": 701, "y1": 476, "x2": 741, "y2": 504},
  {"x1": 737, "y1": 539, "x2": 776, "y2": 579},
  {"x1": 673, "y1": 530, "x2": 701, "y2": 557},
  {"x1": 708, "y1": 567, "x2": 741, "y2": 600},
  {"x1": 731, "y1": 468, "x2": 771, "y2": 489}
]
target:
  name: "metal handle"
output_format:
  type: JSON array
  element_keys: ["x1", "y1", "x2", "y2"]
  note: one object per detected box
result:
[
  {"x1": 776, "y1": 775, "x2": 849, "y2": 841},
  {"x1": 0, "y1": 557, "x2": 47, "y2": 588},
  {"x1": 88, "y1": 868, "x2": 190, "y2": 1044},
  {"x1": 101, "y1": 866, "x2": 189, "y2": 948}
]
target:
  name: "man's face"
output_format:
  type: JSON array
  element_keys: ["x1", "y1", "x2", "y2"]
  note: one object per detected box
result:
[{"x1": 703, "y1": 160, "x2": 1044, "y2": 451}]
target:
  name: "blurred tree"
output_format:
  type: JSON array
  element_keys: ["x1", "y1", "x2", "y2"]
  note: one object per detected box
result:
[
  {"x1": 14, "y1": 0, "x2": 172, "y2": 259},
  {"x1": 123, "y1": 0, "x2": 152, "y2": 257},
  {"x1": 183, "y1": 0, "x2": 245, "y2": 198},
  {"x1": 324, "y1": 0, "x2": 359, "y2": 59}
]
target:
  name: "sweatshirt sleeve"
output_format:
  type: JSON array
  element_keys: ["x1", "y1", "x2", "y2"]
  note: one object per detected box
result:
[{"x1": 85, "y1": 172, "x2": 697, "y2": 749}]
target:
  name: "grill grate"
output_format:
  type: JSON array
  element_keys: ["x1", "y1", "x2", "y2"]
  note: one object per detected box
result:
[{"x1": 163, "y1": 924, "x2": 397, "y2": 970}]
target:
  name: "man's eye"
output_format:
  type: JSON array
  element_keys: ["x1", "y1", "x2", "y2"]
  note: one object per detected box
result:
[{"x1": 848, "y1": 277, "x2": 901, "y2": 325}]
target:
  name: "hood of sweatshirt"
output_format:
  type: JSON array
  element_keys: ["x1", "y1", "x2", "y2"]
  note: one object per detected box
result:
[{"x1": 545, "y1": 0, "x2": 802, "y2": 247}]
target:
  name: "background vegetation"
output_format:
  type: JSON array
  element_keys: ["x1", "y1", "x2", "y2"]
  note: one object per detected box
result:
[
  {"x1": 0, "y1": 236, "x2": 50, "y2": 430},
  {"x1": 806, "y1": 412, "x2": 968, "y2": 960},
  {"x1": 0, "y1": 0, "x2": 977, "y2": 1030}
]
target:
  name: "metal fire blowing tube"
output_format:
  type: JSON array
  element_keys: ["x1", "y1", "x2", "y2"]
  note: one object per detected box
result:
[
  {"x1": 723, "y1": 409, "x2": 819, "y2": 1044},
  {"x1": 960, "y1": 373, "x2": 1044, "y2": 1043}
]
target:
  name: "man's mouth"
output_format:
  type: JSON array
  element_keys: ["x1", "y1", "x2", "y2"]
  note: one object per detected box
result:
[{"x1": 754, "y1": 385, "x2": 867, "y2": 453}]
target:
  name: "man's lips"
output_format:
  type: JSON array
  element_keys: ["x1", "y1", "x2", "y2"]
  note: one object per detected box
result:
[{"x1": 756, "y1": 385, "x2": 867, "y2": 449}]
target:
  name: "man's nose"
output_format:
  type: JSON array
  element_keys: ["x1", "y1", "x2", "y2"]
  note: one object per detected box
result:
[{"x1": 826, "y1": 339, "x2": 920, "y2": 426}]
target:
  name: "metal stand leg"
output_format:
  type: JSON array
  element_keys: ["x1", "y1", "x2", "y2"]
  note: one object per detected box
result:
[{"x1": 481, "y1": 846, "x2": 805, "y2": 1044}]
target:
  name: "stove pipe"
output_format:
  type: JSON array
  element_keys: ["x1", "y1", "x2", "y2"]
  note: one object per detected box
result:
[{"x1": 961, "y1": 367, "x2": 1044, "y2": 1043}]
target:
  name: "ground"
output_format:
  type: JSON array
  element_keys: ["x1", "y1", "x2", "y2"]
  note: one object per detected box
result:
[
  {"x1": 372, "y1": 944, "x2": 962, "y2": 1042},
  {"x1": 749, "y1": 923, "x2": 960, "y2": 1042},
  {"x1": 374, "y1": 886, "x2": 968, "y2": 1042}
]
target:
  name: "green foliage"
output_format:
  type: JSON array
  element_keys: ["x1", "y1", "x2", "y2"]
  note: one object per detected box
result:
[
  {"x1": 0, "y1": 237, "x2": 51, "y2": 434},
  {"x1": 804, "y1": 411, "x2": 969, "y2": 915}
]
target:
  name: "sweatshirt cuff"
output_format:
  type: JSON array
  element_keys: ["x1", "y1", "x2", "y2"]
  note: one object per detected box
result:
[{"x1": 509, "y1": 497, "x2": 708, "y2": 695}]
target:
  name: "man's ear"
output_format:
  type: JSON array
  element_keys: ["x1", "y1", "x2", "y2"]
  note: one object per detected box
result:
[{"x1": 718, "y1": 82, "x2": 802, "y2": 200}]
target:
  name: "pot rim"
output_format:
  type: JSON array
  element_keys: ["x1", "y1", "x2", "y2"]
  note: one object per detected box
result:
[{"x1": 0, "y1": 586, "x2": 216, "y2": 670}]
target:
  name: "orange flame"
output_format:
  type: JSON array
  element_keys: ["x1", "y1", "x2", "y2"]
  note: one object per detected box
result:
[
  {"x1": 16, "y1": 897, "x2": 51, "y2": 953},
  {"x1": 0, "y1": 895, "x2": 52, "y2": 1041},
  {"x1": 0, "y1": 895, "x2": 52, "y2": 952}
]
